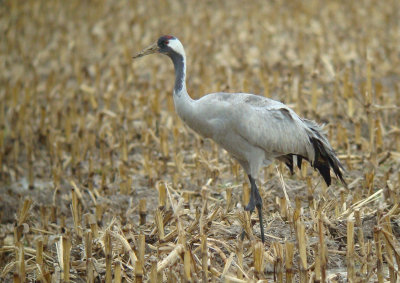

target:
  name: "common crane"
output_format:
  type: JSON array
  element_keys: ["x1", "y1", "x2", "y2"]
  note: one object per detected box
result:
[{"x1": 133, "y1": 35, "x2": 346, "y2": 243}]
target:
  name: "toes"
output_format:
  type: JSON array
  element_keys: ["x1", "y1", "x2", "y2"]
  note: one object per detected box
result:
[
  {"x1": 240, "y1": 230, "x2": 247, "y2": 241},
  {"x1": 255, "y1": 197, "x2": 263, "y2": 209},
  {"x1": 245, "y1": 203, "x2": 255, "y2": 212}
]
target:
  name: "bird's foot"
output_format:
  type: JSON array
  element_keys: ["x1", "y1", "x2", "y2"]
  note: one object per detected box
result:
[
  {"x1": 245, "y1": 197, "x2": 262, "y2": 211},
  {"x1": 240, "y1": 230, "x2": 247, "y2": 241},
  {"x1": 245, "y1": 200, "x2": 256, "y2": 212}
]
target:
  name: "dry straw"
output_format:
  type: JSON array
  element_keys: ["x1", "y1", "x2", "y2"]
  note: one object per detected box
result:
[{"x1": 1, "y1": 0, "x2": 400, "y2": 281}]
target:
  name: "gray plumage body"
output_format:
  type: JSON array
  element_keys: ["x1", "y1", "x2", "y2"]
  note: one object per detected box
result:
[
  {"x1": 134, "y1": 35, "x2": 346, "y2": 242},
  {"x1": 177, "y1": 92, "x2": 313, "y2": 175},
  {"x1": 175, "y1": 89, "x2": 344, "y2": 185}
]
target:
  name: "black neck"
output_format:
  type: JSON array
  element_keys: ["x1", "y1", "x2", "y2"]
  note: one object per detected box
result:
[{"x1": 169, "y1": 52, "x2": 186, "y2": 94}]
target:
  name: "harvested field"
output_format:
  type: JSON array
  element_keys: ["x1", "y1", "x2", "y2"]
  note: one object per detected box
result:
[{"x1": 1, "y1": 0, "x2": 400, "y2": 282}]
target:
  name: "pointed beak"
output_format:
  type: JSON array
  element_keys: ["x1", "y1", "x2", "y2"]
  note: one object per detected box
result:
[{"x1": 133, "y1": 42, "x2": 159, "y2": 59}]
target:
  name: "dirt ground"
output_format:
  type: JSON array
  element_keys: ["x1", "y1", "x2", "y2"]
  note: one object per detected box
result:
[{"x1": 1, "y1": 0, "x2": 400, "y2": 282}]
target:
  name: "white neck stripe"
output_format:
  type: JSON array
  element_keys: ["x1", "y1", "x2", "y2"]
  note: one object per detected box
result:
[{"x1": 168, "y1": 38, "x2": 186, "y2": 58}]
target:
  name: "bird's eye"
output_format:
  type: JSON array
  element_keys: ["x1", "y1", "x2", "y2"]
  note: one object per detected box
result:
[{"x1": 164, "y1": 40, "x2": 169, "y2": 45}]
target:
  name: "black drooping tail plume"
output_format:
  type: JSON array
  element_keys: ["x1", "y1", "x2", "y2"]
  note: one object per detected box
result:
[
  {"x1": 304, "y1": 119, "x2": 347, "y2": 187},
  {"x1": 278, "y1": 120, "x2": 346, "y2": 187},
  {"x1": 279, "y1": 154, "x2": 303, "y2": 175},
  {"x1": 310, "y1": 137, "x2": 346, "y2": 186}
]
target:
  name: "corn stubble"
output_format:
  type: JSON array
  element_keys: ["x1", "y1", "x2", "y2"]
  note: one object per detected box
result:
[{"x1": 1, "y1": 0, "x2": 400, "y2": 281}]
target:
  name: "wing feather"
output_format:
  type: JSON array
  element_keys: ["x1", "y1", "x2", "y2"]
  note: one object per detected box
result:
[
  {"x1": 194, "y1": 92, "x2": 315, "y2": 159},
  {"x1": 191, "y1": 92, "x2": 345, "y2": 186}
]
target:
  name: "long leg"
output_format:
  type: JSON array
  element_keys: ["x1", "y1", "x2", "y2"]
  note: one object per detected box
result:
[{"x1": 244, "y1": 175, "x2": 265, "y2": 243}]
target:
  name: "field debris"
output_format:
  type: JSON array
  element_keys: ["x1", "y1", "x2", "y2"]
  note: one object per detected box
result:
[{"x1": 1, "y1": 0, "x2": 400, "y2": 282}]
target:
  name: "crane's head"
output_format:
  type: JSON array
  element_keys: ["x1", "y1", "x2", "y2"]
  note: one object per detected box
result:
[{"x1": 133, "y1": 35, "x2": 185, "y2": 59}]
